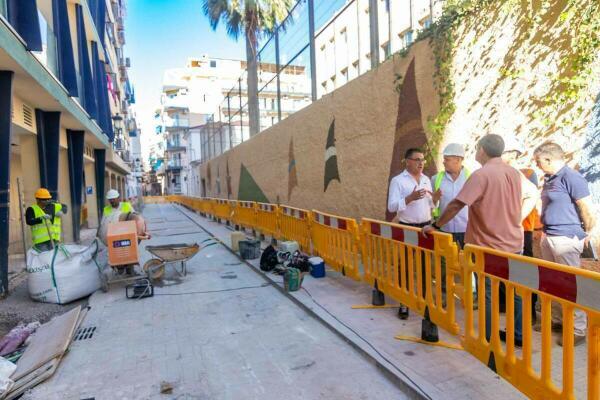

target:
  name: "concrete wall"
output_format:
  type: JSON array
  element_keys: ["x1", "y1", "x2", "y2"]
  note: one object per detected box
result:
[
  {"x1": 199, "y1": 0, "x2": 600, "y2": 224},
  {"x1": 200, "y1": 41, "x2": 438, "y2": 220}
]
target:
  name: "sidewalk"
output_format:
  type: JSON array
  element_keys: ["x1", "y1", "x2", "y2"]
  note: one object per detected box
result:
[
  {"x1": 25, "y1": 203, "x2": 412, "y2": 400},
  {"x1": 171, "y1": 203, "x2": 528, "y2": 400}
]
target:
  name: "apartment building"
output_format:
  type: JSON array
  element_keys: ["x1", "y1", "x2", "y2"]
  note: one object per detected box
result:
[
  {"x1": 157, "y1": 55, "x2": 310, "y2": 195},
  {"x1": 0, "y1": 0, "x2": 139, "y2": 292},
  {"x1": 316, "y1": 0, "x2": 442, "y2": 97}
]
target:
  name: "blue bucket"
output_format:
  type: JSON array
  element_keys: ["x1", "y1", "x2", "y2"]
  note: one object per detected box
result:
[{"x1": 309, "y1": 257, "x2": 325, "y2": 278}]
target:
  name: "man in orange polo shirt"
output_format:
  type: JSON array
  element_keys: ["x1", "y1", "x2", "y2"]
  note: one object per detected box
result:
[{"x1": 424, "y1": 134, "x2": 538, "y2": 347}]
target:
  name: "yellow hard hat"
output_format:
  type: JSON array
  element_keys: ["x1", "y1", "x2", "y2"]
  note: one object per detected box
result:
[{"x1": 35, "y1": 188, "x2": 52, "y2": 199}]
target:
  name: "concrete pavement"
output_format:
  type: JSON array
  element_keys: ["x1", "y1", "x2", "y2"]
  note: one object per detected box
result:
[{"x1": 25, "y1": 204, "x2": 412, "y2": 400}]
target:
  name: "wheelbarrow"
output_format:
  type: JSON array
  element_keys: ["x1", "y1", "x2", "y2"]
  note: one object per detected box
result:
[{"x1": 143, "y1": 239, "x2": 216, "y2": 281}]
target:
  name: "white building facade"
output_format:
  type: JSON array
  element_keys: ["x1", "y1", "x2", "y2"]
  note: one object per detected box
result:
[{"x1": 315, "y1": 0, "x2": 443, "y2": 98}]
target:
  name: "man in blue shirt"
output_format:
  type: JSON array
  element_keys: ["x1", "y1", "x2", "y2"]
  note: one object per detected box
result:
[{"x1": 534, "y1": 142, "x2": 596, "y2": 347}]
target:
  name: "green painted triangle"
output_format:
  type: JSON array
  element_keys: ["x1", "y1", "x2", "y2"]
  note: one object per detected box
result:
[{"x1": 238, "y1": 163, "x2": 269, "y2": 203}]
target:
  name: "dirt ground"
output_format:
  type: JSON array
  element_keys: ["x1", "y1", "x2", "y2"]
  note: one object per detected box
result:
[{"x1": 0, "y1": 271, "x2": 88, "y2": 338}]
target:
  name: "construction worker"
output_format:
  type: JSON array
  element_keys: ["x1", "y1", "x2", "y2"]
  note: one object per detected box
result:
[
  {"x1": 502, "y1": 136, "x2": 541, "y2": 323},
  {"x1": 25, "y1": 188, "x2": 68, "y2": 251},
  {"x1": 103, "y1": 189, "x2": 134, "y2": 217}
]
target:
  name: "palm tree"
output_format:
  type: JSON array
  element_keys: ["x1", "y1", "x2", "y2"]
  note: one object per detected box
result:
[{"x1": 202, "y1": 0, "x2": 294, "y2": 136}]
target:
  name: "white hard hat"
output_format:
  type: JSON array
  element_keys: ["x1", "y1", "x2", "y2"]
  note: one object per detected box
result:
[
  {"x1": 503, "y1": 136, "x2": 525, "y2": 155},
  {"x1": 106, "y1": 189, "x2": 120, "y2": 200},
  {"x1": 443, "y1": 143, "x2": 465, "y2": 158}
]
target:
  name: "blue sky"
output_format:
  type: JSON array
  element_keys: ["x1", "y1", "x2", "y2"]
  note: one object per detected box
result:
[
  {"x1": 125, "y1": 0, "x2": 246, "y2": 146},
  {"x1": 125, "y1": 0, "x2": 346, "y2": 156}
]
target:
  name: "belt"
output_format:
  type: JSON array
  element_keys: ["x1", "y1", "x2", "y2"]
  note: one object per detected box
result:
[{"x1": 399, "y1": 220, "x2": 431, "y2": 228}]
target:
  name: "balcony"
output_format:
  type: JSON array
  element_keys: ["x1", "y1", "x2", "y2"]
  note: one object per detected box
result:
[
  {"x1": 166, "y1": 160, "x2": 183, "y2": 171},
  {"x1": 166, "y1": 142, "x2": 186, "y2": 152},
  {"x1": 164, "y1": 118, "x2": 190, "y2": 131},
  {"x1": 162, "y1": 95, "x2": 190, "y2": 112}
]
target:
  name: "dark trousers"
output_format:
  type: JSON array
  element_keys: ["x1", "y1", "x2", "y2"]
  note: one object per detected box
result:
[
  {"x1": 523, "y1": 231, "x2": 537, "y2": 322},
  {"x1": 440, "y1": 232, "x2": 465, "y2": 292},
  {"x1": 398, "y1": 221, "x2": 430, "y2": 309},
  {"x1": 498, "y1": 231, "x2": 534, "y2": 312}
]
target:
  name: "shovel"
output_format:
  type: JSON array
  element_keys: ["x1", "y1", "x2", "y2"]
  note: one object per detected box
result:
[{"x1": 43, "y1": 217, "x2": 56, "y2": 250}]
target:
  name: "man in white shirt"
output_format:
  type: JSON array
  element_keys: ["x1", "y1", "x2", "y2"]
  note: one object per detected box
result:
[
  {"x1": 388, "y1": 148, "x2": 435, "y2": 226},
  {"x1": 430, "y1": 143, "x2": 469, "y2": 295},
  {"x1": 387, "y1": 148, "x2": 438, "y2": 319}
]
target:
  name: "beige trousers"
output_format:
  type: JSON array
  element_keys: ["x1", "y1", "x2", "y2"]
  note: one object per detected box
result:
[{"x1": 540, "y1": 234, "x2": 586, "y2": 336}]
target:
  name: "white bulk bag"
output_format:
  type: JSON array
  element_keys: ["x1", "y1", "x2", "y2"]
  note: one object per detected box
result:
[{"x1": 26, "y1": 240, "x2": 104, "y2": 304}]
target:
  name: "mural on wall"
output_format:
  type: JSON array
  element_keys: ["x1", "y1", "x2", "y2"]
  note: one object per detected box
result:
[
  {"x1": 324, "y1": 119, "x2": 340, "y2": 191},
  {"x1": 580, "y1": 93, "x2": 600, "y2": 204},
  {"x1": 238, "y1": 163, "x2": 269, "y2": 203},
  {"x1": 216, "y1": 165, "x2": 221, "y2": 195},
  {"x1": 226, "y1": 159, "x2": 232, "y2": 198},
  {"x1": 206, "y1": 162, "x2": 212, "y2": 191},
  {"x1": 384, "y1": 58, "x2": 430, "y2": 222},
  {"x1": 288, "y1": 137, "x2": 298, "y2": 201}
]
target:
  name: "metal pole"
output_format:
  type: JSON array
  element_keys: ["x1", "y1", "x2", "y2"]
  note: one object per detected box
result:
[
  {"x1": 0, "y1": 71, "x2": 14, "y2": 297},
  {"x1": 308, "y1": 0, "x2": 317, "y2": 101},
  {"x1": 16, "y1": 178, "x2": 27, "y2": 265},
  {"x1": 275, "y1": 27, "x2": 282, "y2": 122},
  {"x1": 369, "y1": 0, "x2": 380, "y2": 69},
  {"x1": 227, "y1": 95, "x2": 233, "y2": 149},
  {"x1": 238, "y1": 78, "x2": 244, "y2": 142}
]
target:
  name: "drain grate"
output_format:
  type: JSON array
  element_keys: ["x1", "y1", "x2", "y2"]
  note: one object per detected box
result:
[{"x1": 74, "y1": 326, "x2": 96, "y2": 341}]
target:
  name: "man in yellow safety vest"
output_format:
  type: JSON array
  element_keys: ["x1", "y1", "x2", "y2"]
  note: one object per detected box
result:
[
  {"x1": 25, "y1": 188, "x2": 68, "y2": 251},
  {"x1": 103, "y1": 189, "x2": 134, "y2": 217}
]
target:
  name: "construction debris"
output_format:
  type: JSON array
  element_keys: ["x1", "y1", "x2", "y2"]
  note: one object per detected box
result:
[
  {"x1": 160, "y1": 381, "x2": 174, "y2": 394},
  {"x1": 0, "y1": 306, "x2": 84, "y2": 400}
]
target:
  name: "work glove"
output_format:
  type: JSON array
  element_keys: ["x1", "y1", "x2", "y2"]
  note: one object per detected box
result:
[
  {"x1": 41, "y1": 214, "x2": 52, "y2": 221},
  {"x1": 55, "y1": 210, "x2": 65, "y2": 217}
]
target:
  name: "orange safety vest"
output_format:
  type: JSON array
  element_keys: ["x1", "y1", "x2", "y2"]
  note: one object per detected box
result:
[{"x1": 521, "y1": 168, "x2": 542, "y2": 232}]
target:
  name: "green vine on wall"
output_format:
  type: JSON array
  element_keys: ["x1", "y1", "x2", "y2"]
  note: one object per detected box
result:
[
  {"x1": 536, "y1": 1, "x2": 600, "y2": 131},
  {"x1": 393, "y1": 0, "x2": 495, "y2": 163},
  {"x1": 392, "y1": 0, "x2": 600, "y2": 161}
]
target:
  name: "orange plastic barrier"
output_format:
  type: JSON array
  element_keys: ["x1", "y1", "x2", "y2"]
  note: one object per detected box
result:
[
  {"x1": 311, "y1": 210, "x2": 361, "y2": 281},
  {"x1": 279, "y1": 205, "x2": 311, "y2": 252},
  {"x1": 255, "y1": 202, "x2": 279, "y2": 238},
  {"x1": 233, "y1": 201, "x2": 257, "y2": 230},
  {"x1": 212, "y1": 198, "x2": 232, "y2": 222},
  {"x1": 463, "y1": 244, "x2": 600, "y2": 400},
  {"x1": 360, "y1": 218, "x2": 460, "y2": 334}
]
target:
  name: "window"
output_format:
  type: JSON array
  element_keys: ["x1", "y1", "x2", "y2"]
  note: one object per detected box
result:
[
  {"x1": 399, "y1": 30, "x2": 414, "y2": 48},
  {"x1": 381, "y1": 42, "x2": 391, "y2": 59},
  {"x1": 210, "y1": 60, "x2": 217, "y2": 68},
  {"x1": 419, "y1": 16, "x2": 431, "y2": 29}
]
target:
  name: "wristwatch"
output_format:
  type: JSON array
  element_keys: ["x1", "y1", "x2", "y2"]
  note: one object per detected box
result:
[{"x1": 431, "y1": 222, "x2": 441, "y2": 230}]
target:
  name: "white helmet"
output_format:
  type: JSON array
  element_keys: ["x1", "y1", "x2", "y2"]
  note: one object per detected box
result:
[
  {"x1": 503, "y1": 136, "x2": 525, "y2": 155},
  {"x1": 106, "y1": 189, "x2": 120, "y2": 200},
  {"x1": 442, "y1": 143, "x2": 465, "y2": 158}
]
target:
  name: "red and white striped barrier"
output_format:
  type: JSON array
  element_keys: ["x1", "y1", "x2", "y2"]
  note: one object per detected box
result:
[
  {"x1": 281, "y1": 206, "x2": 307, "y2": 219},
  {"x1": 313, "y1": 213, "x2": 348, "y2": 230},
  {"x1": 367, "y1": 221, "x2": 434, "y2": 250},
  {"x1": 482, "y1": 253, "x2": 600, "y2": 310},
  {"x1": 258, "y1": 203, "x2": 276, "y2": 212}
]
